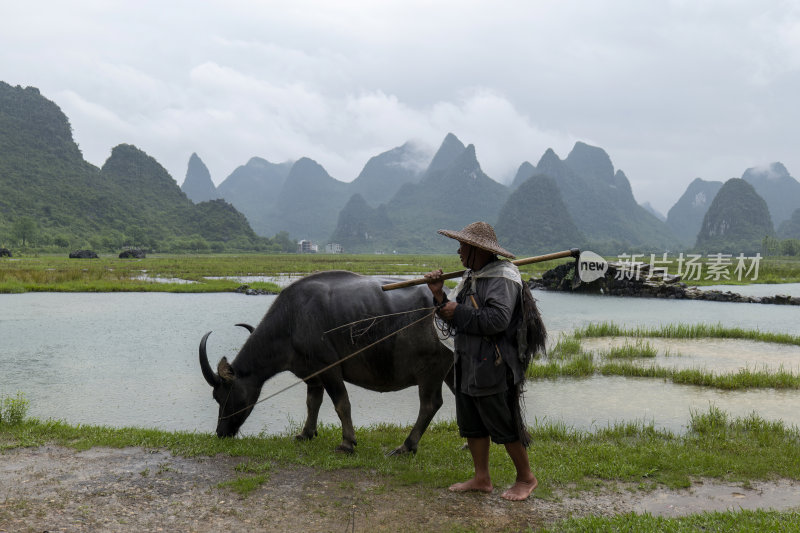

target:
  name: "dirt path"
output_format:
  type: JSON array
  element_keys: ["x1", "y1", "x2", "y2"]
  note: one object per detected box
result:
[{"x1": 1, "y1": 446, "x2": 798, "y2": 532}]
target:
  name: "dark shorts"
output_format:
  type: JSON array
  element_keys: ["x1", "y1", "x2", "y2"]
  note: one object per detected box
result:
[{"x1": 455, "y1": 388, "x2": 519, "y2": 444}]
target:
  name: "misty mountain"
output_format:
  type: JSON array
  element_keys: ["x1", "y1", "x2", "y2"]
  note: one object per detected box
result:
[
  {"x1": 328, "y1": 193, "x2": 394, "y2": 252},
  {"x1": 181, "y1": 153, "x2": 219, "y2": 203},
  {"x1": 640, "y1": 202, "x2": 666, "y2": 222},
  {"x1": 535, "y1": 142, "x2": 679, "y2": 251},
  {"x1": 778, "y1": 208, "x2": 800, "y2": 240},
  {"x1": 0, "y1": 82, "x2": 261, "y2": 250},
  {"x1": 330, "y1": 134, "x2": 511, "y2": 253},
  {"x1": 211, "y1": 141, "x2": 426, "y2": 240},
  {"x1": 258, "y1": 157, "x2": 351, "y2": 241},
  {"x1": 741, "y1": 162, "x2": 800, "y2": 226},
  {"x1": 695, "y1": 178, "x2": 774, "y2": 254},
  {"x1": 348, "y1": 141, "x2": 428, "y2": 205},
  {"x1": 510, "y1": 161, "x2": 536, "y2": 190},
  {"x1": 382, "y1": 138, "x2": 511, "y2": 252},
  {"x1": 329, "y1": 137, "x2": 691, "y2": 254},
  {"x1": 665, "y1": 178, "x2": 724, "y2": 246},
  {"x1": 424, "y1": 132, "x2": 466, "y2": 176},
  {"x1": 215, "y1": 156, "x2": 292, "y2": 236},
  {"x1": 495, "y1": 174, "x2": 586, "y2": 255}
]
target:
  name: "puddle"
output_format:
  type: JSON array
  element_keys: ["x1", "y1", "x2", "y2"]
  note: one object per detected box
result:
[
  {"x1": 635, "y1": 479, "x2": 800, "y2": 517},
  {"x1": 204, "y1": 274, "x2": 304, "y2": 287},
  {"x1": 581, "y1": 337, "x2": 800, "y2": 373},
  {"x1": 134, "y1": 270, "x2": 198, "y2": 284}
]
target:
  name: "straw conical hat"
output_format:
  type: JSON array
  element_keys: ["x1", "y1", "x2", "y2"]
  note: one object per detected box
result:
[{"x1": 438, "y1": 221, "x2": 516, "y2": 259}]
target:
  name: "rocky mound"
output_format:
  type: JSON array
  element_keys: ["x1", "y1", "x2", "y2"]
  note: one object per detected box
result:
[
  {"x1": 533, "y1": 262, "x2": 799, "y2": 305},
  {"x1": 69, "y1": 250, "x2": 98, "y2": 259}
]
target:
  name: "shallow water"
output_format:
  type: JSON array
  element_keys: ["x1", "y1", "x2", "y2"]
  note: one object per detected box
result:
[
  {"x1": 700, "y1": 282, "x2": 800, "y2": 297},
  {"x1": 1, "y1": 289, "x2": 799, "y2": 436},
  {"x1": 581, "y1": 337, "x2": 800, "y2": 373}
]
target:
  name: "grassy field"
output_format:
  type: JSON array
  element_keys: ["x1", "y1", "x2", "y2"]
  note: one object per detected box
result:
[
  {"x1": 2, "y1": 403, "x2": 800, "y2": 530},
  {"x1": 1, "y1": 253, "x2": 798, "y2": 293},
  {"x1": 529, "y1": 321, "x2": 800, "y2": 390}
]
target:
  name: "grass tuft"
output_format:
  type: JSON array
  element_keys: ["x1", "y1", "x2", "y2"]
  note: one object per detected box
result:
[
  {"x1": 604, "y1": 339, "x2": 658, "y2": 359},
  {"x1": 0, "y1": 392, "x2": 29, "y2": 425},
  {"x1": 575, "y1": 321, "x2": 800, "y2": 346}
]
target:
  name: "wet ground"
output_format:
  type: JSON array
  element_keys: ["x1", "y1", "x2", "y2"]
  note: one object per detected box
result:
[{"x1": 1, "y1": 446, "x2": 798, "y2": 532}]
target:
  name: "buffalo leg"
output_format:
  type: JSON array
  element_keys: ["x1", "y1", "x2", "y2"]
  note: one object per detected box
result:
[
  {"x1": 296, "y1": 380, "x2": 324, "y2": 441},
  {"x1": 389, "y1": 381, "x2": 444, "y2": 456},
  {"x1": 322, "y1": 375, "x2": 357, "y2": 453}
]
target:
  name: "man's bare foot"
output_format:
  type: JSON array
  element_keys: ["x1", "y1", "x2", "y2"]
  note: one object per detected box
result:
[
  {"x1": 448, "y1": 478, "x2": 493, "y2": 493},
  {"x1": 501, "y1": 476, "x2": 538, "y2": 501}
]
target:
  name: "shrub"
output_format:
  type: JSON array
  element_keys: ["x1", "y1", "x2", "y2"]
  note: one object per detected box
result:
[{"x1": 0, "y1": 392, "x2": 29, "y2": 425}]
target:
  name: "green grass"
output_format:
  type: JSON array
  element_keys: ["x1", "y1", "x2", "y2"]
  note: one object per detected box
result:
[
  {"x1": 548, "y1": 334, "x2": 584, "y2": 360},
  {"x1": 575, "y1": 321, "x2": 800, "y2": 346},
  {"x1": 528, "y1": 322, "x2": 800, "y2": 390},
  {"x1": 3, "y1": 253, "x2": 798, "y2": 293},
  {"x1": 0, "y1": 253, "x2": 467, "y2": 293},
  {"x1": 0, "y1": 392, "x2": 29, "y2": 425},
  {"x1": 604, "y1": 339, "x2": 658, "y2": 359},
  {"x1": 545, "y1": 509, "x2": 800, "y2": 532},
  {"x1": 599, "y1": 362, "x2": 800, "y2": 389},
  {"x1": 3, "y1": 406, "x2": 800, "y2": 499},
  {"x1": 5, "y1": 401, "x2": 800, "y2": 530}
]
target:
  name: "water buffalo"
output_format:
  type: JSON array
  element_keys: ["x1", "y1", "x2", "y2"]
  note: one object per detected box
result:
[{"x1": 199, "y1": 270, "x2": 455, "y2": 455}]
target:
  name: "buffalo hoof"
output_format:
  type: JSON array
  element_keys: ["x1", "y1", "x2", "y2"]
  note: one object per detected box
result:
[
  {"x1": 294, "y1": 430, "x2": 317, "y2": 441},
  {"x1": 334, "y1": 443, "x2": 355, "y2": 454},
  {"x1": 386, "y1": 444, "x2": 417, "y2": 457}
]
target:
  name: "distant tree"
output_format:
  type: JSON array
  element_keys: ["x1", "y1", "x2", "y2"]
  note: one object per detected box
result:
[
  {"x1": 271, "y1": 231, "x2": 295, "y2": 253},
  {"x1": 125, "y1": 226, "x2": 147, "y2": 248},
  {"x1": 761, "y1": 235, "x2": 781, "y2": 256},
  {"x1": 780, "y1": 239, "x2": 800, "y2": 256},
  {"x1": 11, "y1": 216, "x2": 38, "y2": 246},
  {"x1": 187, "y1": 235, "x2": 210, "y2": 252}
]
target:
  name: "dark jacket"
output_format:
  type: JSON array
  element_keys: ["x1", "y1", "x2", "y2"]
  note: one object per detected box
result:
[{"x1": 446, "y1": 269, "x2": 525, "y2": 396}]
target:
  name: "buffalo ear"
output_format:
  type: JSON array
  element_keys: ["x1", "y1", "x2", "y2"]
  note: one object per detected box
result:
[{"x1": 217, "y1": 357, "x2": 235, "y2": 382}]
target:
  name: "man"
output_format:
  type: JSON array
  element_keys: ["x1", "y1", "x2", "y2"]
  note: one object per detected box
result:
[{"x1": 425, "y1": 221, "x2": 538, "y2": 501}]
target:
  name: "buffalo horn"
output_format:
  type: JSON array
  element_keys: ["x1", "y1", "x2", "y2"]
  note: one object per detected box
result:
[
  {"x1": 235, "y1": 323, "x2": 255, "y2": 334},
  {"x1": 199, "y1": 331, "x2": 221, "y2": 387}
]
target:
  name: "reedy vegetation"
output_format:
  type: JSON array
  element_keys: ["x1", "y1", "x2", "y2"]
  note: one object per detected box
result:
[
  {"x1": 0, "y1": 253, "x2": 564, "y2": 293},
  {"x1": 529, "y1": 321, "x2": 800, "y2": 389},
  {"x1": 1, "y1": 254, "x2": 799, "y2": 293}
]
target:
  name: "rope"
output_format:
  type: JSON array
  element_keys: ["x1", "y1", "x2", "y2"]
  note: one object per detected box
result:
[
  {"x1": 218, "y1": 307, "x2": 439, "y2": 421},
  {"x1": 322, "y1": 306, "x2": 435, "y2": 335}
]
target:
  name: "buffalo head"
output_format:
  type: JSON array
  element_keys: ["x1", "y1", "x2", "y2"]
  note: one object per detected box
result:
[{"x1": 199, "y1": 328, "x2": 261, "y2": 437}]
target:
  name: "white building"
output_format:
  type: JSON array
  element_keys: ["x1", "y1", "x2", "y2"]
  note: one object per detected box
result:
[
  {"x1": 297, "y1": 240, "x2": 318, "y2": 253},
  {"x1": 325, "y1": 243, "x2": 343, "y2": 254}
]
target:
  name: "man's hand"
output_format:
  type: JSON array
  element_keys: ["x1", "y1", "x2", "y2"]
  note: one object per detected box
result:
[
  {"x1": 437, "y1": 301, "x2": 457, "y2": 320},
  {"x1": 425, "y1": 269, "x2": 445, "y2": 302},
  {"x1": 425, "y1": 269, "x2": 457, "y2": 320}
]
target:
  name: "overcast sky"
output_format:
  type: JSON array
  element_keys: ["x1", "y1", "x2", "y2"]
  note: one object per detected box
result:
[{"x1": 2, "y1": 1, "x2": 798, "y2": 214}]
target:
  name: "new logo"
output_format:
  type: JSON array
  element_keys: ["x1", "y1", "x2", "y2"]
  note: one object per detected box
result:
[{"x1": 578, "y1": 251, "x2": 608, "y2": 282}]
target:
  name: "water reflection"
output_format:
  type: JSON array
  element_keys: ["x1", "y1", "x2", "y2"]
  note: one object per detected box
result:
[{"x1": 1, "y1": 290, "x2": 799, "y2": 436}]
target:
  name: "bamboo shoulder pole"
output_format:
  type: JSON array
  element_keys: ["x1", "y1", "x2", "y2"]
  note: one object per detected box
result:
[{"x1": 381, "y1": 248, "x2": 580, "y2": 291}]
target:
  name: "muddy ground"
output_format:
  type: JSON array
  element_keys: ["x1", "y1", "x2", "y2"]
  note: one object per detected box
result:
[{"x1": 1, "y1": 446, "x2": 799, "y2": 532}]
